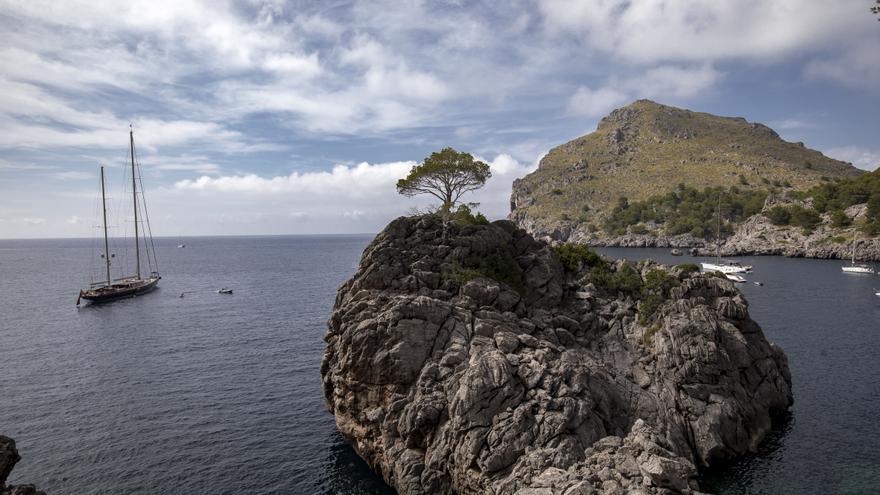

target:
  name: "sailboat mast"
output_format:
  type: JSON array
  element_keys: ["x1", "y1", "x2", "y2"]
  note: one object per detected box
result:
[
  {"x1": 130, "y1": 125, "x2": 141, "y2": 279},
  {"x1": 853, "y1": 234, "x2": 857, "y2": 265},
  {"x1": 101, "y1": 166, "x2": 112, "y2": 286},
  {"x1": 716, "y1": 194, "x2": 721, "y2": 262}
]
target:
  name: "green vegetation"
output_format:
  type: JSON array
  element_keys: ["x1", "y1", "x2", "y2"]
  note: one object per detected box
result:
[
  {"x1": 552, "y1": 244, "x2": 641, "y2": 295},
  {"x1": 765, "y1": 204, "x2": 822, "y2": 232},
  {"x1": 451, "y1": 204, "x2": 489, "y2": 226},
  {"x1": 551, "y1": 243, "x2": 709, "y2": 330},
  {"x1": 639, "y1": 269, "x2": 679, "y2": 325},
  {"x1": 804, "y1": 169, "x2": 880, "y2": 235},
  {"x1": 675, "y1": 263, "x2": 700, "y2": 275},
  {"x1": 591, "y1": 262, "x2": 643, "y2": 296},
  {"x1": 552, "y1": 243, "x2": 603, "y2": 272},
  {"x1": 397, "y1": 147, "x2": 491, "y2": 211},
  {"x1": 603, "y1": 184, "x2": 767, "y2": 239},
  {"x1": 643, "y1": 322, "x2": 661, "y2": 346},
  {"x1": 444, "y1": 246, "x2": 525, "y2": 294}
]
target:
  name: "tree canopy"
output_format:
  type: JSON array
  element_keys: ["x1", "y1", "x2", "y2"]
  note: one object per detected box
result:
[{"x1": 396, "y1": 147, "x2": 491, "y2": 210}]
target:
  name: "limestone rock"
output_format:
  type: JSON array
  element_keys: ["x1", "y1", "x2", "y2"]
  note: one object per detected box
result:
[
  {"x1": 321, "y1": 214, "x2": 793, "y2": 494},
  {"x1": 0, "y1": 436, "x2": 45, "y2": 495}
]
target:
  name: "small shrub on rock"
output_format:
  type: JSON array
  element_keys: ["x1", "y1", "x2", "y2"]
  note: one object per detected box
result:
[{"x1": 553, "y1": 244, "x2": 603, "y2": 273}]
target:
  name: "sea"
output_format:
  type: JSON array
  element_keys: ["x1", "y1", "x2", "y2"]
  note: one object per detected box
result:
[{"x1": 1, "y1": 237, "x2": 878, "y2": 494}]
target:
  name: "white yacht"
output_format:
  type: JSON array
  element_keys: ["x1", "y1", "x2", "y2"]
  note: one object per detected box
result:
[
  {"x1": 700, "y1": 196, "x2": 752, "y2": 279},
  {"x1": 701, "y1": 260, "x2": 752, "y2": 274},
  {"x1": 842, "y1": 234, "x2": 875, "y2": 274}
]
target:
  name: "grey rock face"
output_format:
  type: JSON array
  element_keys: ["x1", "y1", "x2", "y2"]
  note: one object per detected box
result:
[
  {"x1": 321, "y1": 215, "x2": 793, "y2": 494},
  {"x1": 515, "y1": 207, "x2": 880, "y2": 262},
  {"x1": 0, "y1": 436, "x2": 45, "y2": 495}
]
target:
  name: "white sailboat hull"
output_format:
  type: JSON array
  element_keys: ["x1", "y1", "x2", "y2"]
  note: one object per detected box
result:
[
  {"x1": 701, "y1": 262, "x2": 751, "y2": 274},
  {"x1": 842, "y1": 265, "x2": 875, "y2": 274}
]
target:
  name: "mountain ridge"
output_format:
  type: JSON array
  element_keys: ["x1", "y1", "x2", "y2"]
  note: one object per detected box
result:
[
  {"x1": 508, "y1": 100, "x2": 880, "y2": 259},
  {"x1": 510, "y1": 99, "x2": 862, "y2": 238}
]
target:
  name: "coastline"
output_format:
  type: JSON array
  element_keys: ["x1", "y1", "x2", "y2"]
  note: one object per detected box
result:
[{"x1": 517, "y1": 214, "x2": 880, "y2": 263}]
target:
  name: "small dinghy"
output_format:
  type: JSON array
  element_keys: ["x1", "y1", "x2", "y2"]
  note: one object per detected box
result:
[
  {"x1": 217, "y1": 288, "x2": 233, "y2": 294},
  {"x1": 754, "y1": 281, "x2": 764, "y2": 286}
]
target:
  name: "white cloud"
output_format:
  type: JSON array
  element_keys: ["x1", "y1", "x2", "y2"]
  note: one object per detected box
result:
[
  {"x1": 567, "y1": 64, "x2": 721, "y2": 118},
  {"x1": 262, "y1": 52, "x2": 323, "y2": 78},
  {"x1": 0, "y1": 217, "x2": 46, "y2": 225},
  {"x1": 825, "y1": 146, "x2": 880, "y2": 171},
  {"x1": 805, "y1": 37, "x2": 880, "y2": 88},
  {"x1": 54, "y1": 171, "x2": 93, "y2": 180},
  {"x1": 627, "y1": 64, "x2": 722, "y2": 100},
  {"x1": 174, "y1": 161, "x2": 417, "y2": 196},
  {"x1": 163, "y1": 153, "x2": 536, "y2": 235},
  {"x1": 537, "y1": 0, "x2": 866, "y2": 64},
  {"x1": 568, "y1": 86, "x2": 629, "y2": 117}
]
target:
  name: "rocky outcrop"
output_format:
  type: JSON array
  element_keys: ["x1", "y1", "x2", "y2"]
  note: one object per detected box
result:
[
  {"x1": 321, "y1": 215, "x2": 793, "y2": 494},
  {"x1": 519, "y1": 205, "x2": 880, "y2": 262},
  {"x1": 692, "y1": 214, "x2": 880, "y2": 261},
  {"x1": 0, "y1": 437, "x2": 45, "y2": 495}
]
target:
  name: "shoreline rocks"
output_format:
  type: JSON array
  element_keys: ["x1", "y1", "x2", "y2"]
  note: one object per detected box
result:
[
  {"x1": 321, "y1": 215, "x2": 793, "y2": 494},
  {"x1": 0, "y1": 436, "x2": 45, "y2": 495},
  {"x1": 518, "y1": 211, "x2": 880, "y2": 262}
]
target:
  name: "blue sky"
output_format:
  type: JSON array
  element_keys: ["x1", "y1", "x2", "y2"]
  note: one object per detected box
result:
[{"x1": 1, "y1": 0, "x2": 878, "y2": 238}]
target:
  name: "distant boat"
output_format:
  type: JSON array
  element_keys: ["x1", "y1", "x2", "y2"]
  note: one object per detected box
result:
[
  {"x1": 77, "y1": 128, "x2": 161, "y2": 305},
  {"x1": 702, "y1": 260, "x2": 752, "y2": 274},
  {"x1": 754, "y1": 281, "x2": 764, "y2": 286},
  {"x1": 670, "y1": 248, "x2": 682, "y2": 256},
  {"x1": 842, "y1": 234, "x2": 875, "y2": 274},
  {"x1": 700, "y1": 195, "x2": 752, "y2": 277},
  {"x1": 217, "y1": 288, "x2": 233, "y2": 294},
  {"x1": 177, "y1": 244, "x2": 186, "y2": 248}
]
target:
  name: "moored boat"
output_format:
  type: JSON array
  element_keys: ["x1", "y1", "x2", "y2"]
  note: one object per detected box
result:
[
  {"x1": 841, "y1": 235, "x2": 875, "y2": 274},
  {"x1": 77, "y1": 128, "x2": 161, "y2": 305}
]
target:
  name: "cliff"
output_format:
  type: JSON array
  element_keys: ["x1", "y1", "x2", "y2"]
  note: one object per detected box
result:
[
  {"x1": 0, "y1": 436, "x2": 45, "y2": 495},
  {"x1": 321, "y1": 215, "x2": 793, "y2": 494}
]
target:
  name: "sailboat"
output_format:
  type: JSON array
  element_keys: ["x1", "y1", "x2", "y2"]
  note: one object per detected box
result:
[
  {"x1": 701, "y1": 195, "x2": 751, "y2": 279},
  {"x1": 841, "y1": 234, "x2": 874, "y2": 274},
  {"x1": 77, "y1": 128, "x2": 161, "y2": 305}
]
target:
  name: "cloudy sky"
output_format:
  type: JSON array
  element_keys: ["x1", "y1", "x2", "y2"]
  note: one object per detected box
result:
[{"x1": 1, "y1": 0, "x2": 878, "y2": 238}]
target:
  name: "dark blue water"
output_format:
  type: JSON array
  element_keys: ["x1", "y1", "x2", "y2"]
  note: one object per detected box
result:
[
  {"x1": 1, "y1": 235, "x2": 392, "y2": 494},
  {"x1": 1, "y1": 240, "x2": 878, "y2": 494}
]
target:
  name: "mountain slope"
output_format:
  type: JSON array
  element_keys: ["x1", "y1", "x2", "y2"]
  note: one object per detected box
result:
[{"x1": 510, "y1": 100, "x2": 862, "y2": 238}]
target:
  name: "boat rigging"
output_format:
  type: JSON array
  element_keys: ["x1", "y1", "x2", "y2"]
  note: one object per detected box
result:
[{"x1": 77, "y1": 127, "x2": 161, "y2": 305}]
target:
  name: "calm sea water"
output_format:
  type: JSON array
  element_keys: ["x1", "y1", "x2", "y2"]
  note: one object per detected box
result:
[{"x1": 1, "y1": 238, "x2": 878, "y2": 494}]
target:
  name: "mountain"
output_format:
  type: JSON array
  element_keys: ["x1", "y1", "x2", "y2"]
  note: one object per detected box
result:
[{"x1": 509, "y1": 100, "x2": 863, "y2": 240}]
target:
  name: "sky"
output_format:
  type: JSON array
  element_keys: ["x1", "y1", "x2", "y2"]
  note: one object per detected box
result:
[{"x1": 1, "y1": 0, "x2": 879, "y2": 238}]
